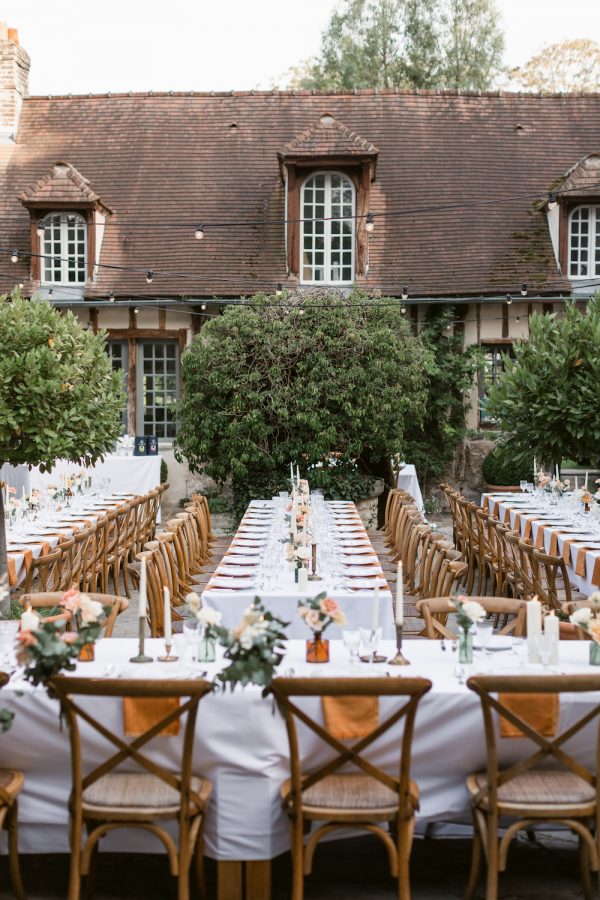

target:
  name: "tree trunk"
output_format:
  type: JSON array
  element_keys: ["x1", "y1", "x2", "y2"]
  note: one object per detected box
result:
[{"x1": 0, "y1": 486, "x2": 10, "y2": 617}]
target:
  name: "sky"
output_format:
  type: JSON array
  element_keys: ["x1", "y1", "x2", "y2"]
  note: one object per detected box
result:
[{"x1": 1, "y1": 0, "x2": 600, "y2": 96}]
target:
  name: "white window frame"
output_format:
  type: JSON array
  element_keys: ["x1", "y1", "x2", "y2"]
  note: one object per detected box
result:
[
  {"x1": 136, "y1": 340, "x2": 180, "y2": 441},
  {"x1": 300, "y1": 171, "x2": 355, "y2": 285},
  {"x1": 39, "y1": 211, "x2": 87, "y2": 286},
  {"x1": 568, "y1": 204, "x2": 600, "y2": 279}
]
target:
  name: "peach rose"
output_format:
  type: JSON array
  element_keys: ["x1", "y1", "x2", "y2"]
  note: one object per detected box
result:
[
  {"x1": 17, "y1": 630, "x2": 37, "y2": 647},
  {"x1": 305, "y1": 610, "x2": 322, "y2": 630},
  {"x1": 320, "y1": 597, "x2": 340, "y2": 617},
  {"x1": 61, "y1": 589, "x2": 81, "y2": 613},
  {"x1": 60, "y1": 632, "x2": 79, "y2": 644}
]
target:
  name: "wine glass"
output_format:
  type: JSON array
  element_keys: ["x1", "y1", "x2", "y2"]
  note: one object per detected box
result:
[
  {"x1": 520, "y1": 480, "x2": 527, "y2": 494},
  {"x1": 182, "y1": 619, "x2": 201, "y2": 663},
  {"x1": 360, "y1": 626, "x2": 381, "y2": 665},
  {"x1": 342, "y1": 629, "x2": 361, "y2": 665},
  {"x1": 477, "y1": 620, "x2": 494, "y2": 657}
]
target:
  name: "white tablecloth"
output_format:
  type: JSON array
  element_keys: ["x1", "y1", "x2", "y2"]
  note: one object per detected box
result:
[
  {"x1": 0, "y1": 637, "x2": 597, "y2": 859},
  {"x1": 397, "y1": 464, "x2": 424, "y2": 511},
  {"x1": 202, "y1": 500, "x2": 396, "y2": 638},
  {"x1": 482, "y1": 492, "x2": 599, "y2": 596}
]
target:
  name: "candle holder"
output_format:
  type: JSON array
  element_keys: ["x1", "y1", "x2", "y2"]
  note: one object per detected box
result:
[
  {"x1": 388, "y1": 624, "x2": 411, "y2": 666},
  {"x1": 158, "y1": 642, "x2": 179, "y2": 663},
  {"x1": 129, "y1": 616, "x2": 153, "y2": 663}
]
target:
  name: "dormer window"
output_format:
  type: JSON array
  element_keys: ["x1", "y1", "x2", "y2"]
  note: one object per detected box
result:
[
  {"x1": 301, "y1": 172, "x2": 354, "y2": 284},
  {"x1": 568, "y1": 205, "x2": 600, "y2": 278},
  {"x1": 40, "y1": 212, "x2": 87, "y2": 285}
]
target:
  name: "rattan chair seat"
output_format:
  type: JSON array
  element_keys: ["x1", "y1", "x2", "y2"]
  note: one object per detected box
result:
[
  {"x1": 281, "y1": 773, "x2": 418, "y2": 814},
  {"x1": 469, "y1": 768, "x2": 596, "y2": 807},
  {"x1": 82, "y1": 772, "x2": 211, "y2": 815}
]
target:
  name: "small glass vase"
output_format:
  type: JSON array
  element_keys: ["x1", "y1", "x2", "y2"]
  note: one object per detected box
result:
[
  {"x1": 306, "y1": 632, "x2": 330, "y2": 664},
  {"x1": 589, "y1": 642, "x2": 600, "y2": 666},
  {"x1": 78, "y1": 642, "x2": 95, "y2": 662},
  {"x1": 458, "y1": 627, "x2": 473, "y2": 664},
  {"x1": 294, "y1": 567, "x2": 299, "y2": 584},
  {"x1": 198, "y1": 634, "x2": 216, "y2": 663}
]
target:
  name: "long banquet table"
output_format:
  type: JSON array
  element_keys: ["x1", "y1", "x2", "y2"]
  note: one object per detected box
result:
[
  {"x1": 1, "y1": 636, "x2": 598, "y2": 878},
  {"x1": 482, "y1": 491, "x2": 600, "y2": 595},
  {"x1": 202, "y1": 499, "x2": 396, "y2": 638}
]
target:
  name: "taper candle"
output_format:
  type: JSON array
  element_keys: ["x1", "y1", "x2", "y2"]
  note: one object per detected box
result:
[
  {"x1": 163, "y1": 585, "x2": 172, "y2": 644},
  {"x1": 544, "y1": 610, "x2": 559, "y2": 665},
  {"x1": 526, "y1": 596, "x2": 541, "y2": 663},
  {"x1": 138, "y1": 557, "x2": 147, "y2": 618},
  {"x1": 395, "y1": 562, "x2": 404, "y2": 625}
]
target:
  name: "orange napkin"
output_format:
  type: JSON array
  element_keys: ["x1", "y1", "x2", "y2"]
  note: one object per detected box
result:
[
  {"x1": 523, "y1": 518, "x2": 544, "y2": 540},
  {"x1": 482, "y1": 496, "x2": 490, "y2": 512},
  {"x1": 7, "y1": 549, "x2": 33, "y2": 587},
  {"x1": 548, "y1": 532, "x2": 573, "y2": 557},
  {"x1": 322, "y1": 696, "x2": 379, "y2": 740},
  {"x1": 535, "y1": 525, "x2": 548, "y2": 550},
  {"x1": 499, "y1": 693, "x2": 559, "y2": 738},
  {"x1": 122, "y1": 698, "x2": 180, "y2": 737}
]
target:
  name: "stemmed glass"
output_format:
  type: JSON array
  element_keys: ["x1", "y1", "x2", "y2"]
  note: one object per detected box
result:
[
  {"x1": 360, "y1": 626, "x2": 381, "y2": 665},
  {"x1": 477, "y1": 620, "x2": 494, "y2": 657},
  {"x1": 343, "y1": 629, "x2": 361, "y2": 665},
  {"x1": 520, "y1": 480, "x2": 527, "y2": 494}
]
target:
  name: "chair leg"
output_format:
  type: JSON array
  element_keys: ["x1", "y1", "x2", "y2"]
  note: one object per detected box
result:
[
  {"x1": 485, "y1": 813, "x2": 499, "y2": 900},
  {"x1": 6, "y1": 802, "x2": 26, "y2": 900},
  {"x1": 397, "y1": 816, "x2": 414, "y2": 900},
  {"x1": 464, "y1": 817, "x2": 482, "y2": 900},
  {"x1": 68, "y1": 812, "x2": 82, "y2": 900},
  {"x1": 122, "y1": 557, "x2": 132, "y2": 598},
  {"x1": 579, "y1": 835, "x2": 595, "y2": 900},
  {"x1": 194, "y1": 828, "x2": 206, "y2": 900},
  {"x1": 291, "y1": 818, "x2": 304, "y2": 900}
]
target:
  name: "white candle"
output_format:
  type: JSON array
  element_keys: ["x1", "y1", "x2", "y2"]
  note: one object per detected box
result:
[
  {"x1": 575, "y1": 476, "x2": 579, "y2": 490},
  {"x1": 544, "y1": 611, "x2": 559, "y2": 665},
  {"x1": 585, "y1": 470, "x2": 589, "y2": 489},
  {"x1": 138, "y1": 556, "x2": 147, "y2": 618},
  {"x1": 290, "y1": 462, "x2": 294, "y2": 483},
  {"x1": 21, "y1": 485, "x2": 25, "y2": 501},
  {"x1": 298, "y1": 567, "x2": 308, "y2": 592},
  {"x1": 371, "y1": 587, "x2": 380, "y2": 631},
  {"x1": 555, "y1": 464, "x2": 559, "y2": 481},
  {"x1": 163, "y1": 585, "x2": 172, "y2": 644},
  {"x1": 395, "y1": 562, "x2": 404, "y2": 625},
  {"x1": 296, "y1": 465, "x2": 300, "y2": 486},
  {"x1": 20, "y1": 605, "x2": 39, "y2": 631},
  {"x1": 527, "y1": 596, "x2": 541, "y2": 663},
  {"x1": 533, "y1": 458, "x2": 537, "y2": 477}
]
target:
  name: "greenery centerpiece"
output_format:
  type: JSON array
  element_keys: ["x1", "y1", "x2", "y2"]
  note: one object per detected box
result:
[
  {"x1": 215, "y1": 599, "x2": 288, "y2": 692},
  {"x1": 184, "y1": 593, "x2": 223, "y2": 662},
  {"x1": 174, "y1": 288, "x2": 429, "y2": 522},
  {"x1": 454, "y1": 596, "x2": 486, "y2": 664},
  {"x1": 297, "y1": 592, "x2": 347, "y2": 663},
  {"x1": 569, "y1": 596, "x2": 600, "y2": 665},
  {"x1": 0, "y1": 293, "x2": 124, "y2": 615}
]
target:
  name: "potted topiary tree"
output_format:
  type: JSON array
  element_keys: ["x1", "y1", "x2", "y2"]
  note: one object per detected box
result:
[
  {"x1": 0, "y1": 293, "x2": 124, "y2": 616},
  {"x1": 481, "y1": 442, "x2": 534, "y2": 492}
]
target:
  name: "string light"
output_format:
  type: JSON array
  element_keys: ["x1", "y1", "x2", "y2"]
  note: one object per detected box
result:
[
  {"x1": 365, "y1": 212, "x2": 375, "y2": 233},
  {"x1": 36, "y1": 223, "x2": 45, "y2": 238},
  {"x1": 276, "y1": 283, "x2": 283, "y2": 296},
  {"x1": 515, "y1": 315, "x2": 521, "y2": 323},
  {"x1": 10, "y1": 249, "x2": 18, "y2": 263},
  {"x1": 547, "y1": 192, "x2": 558, "y2": 210},
  {"x1": 145, "y1": 271, "x2": 154, "y2": 284},
  {"x1": 133, "y1": 306, "x2": 139, "y2": 314},
  {"x1": 109, "y1": 291, "x2": 115, "y2": 302},
  {"x1": 401, "y1": 286, "x2": 408, "y2": 301},
  {"x1": 48, "y1": 289, "x2": 53, "y2": 298},
  {"x1": 194, "y1": 223, "x2": 204, "y2": 240},
  {"x1": 506, "y1": 294, "x2": 513, "y2": 305},
  {"x1": 521, "y1": 283, "x2": 528, "y2": 296},
  {"x1": 200, "y1": 302, "x2": 207, "y2": 310},
  {"x1": 401, "y1": 304, "x2": 407, "y2": 314}
]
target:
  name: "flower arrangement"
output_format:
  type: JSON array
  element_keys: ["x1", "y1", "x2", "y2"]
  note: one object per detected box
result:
[
  {"x1": 185, "y1": 592, "x2": 223, "y2": 639},
  {"x1": 454, "y1": 597, "x2": 486, "y2": 632},
  {"x1": 569, "y1": 595, "x2": 600, "y2": 642},
  {"x1": 215, "y1": 599, "x2": 288, "y2": 692},
  {"x1": 17, "y1": 590, "x2": 109, "y2": 686},
  {"x1": 537, "y1": 472, "x2": 552, "y2": 490},
  {"x1": 297, "y1": 592, "x2": 347, "y2": 635}
]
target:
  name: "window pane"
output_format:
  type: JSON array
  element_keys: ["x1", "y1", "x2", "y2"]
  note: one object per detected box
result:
[
  {"x1": 138, "y1": 342, "x2": 179, "y2": 439},
  {"x1": 300, "y1": 172, "x2": 354, "y2": 285}
]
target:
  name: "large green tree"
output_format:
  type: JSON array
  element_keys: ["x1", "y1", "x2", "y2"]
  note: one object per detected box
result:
[
  {"x1": 0, "y1": 294, "x2": 124, "y2": 613},
  {"x1": 288, "y1": 0, "x2": 504, "y2": 91},
  {"x1": 510, "y1": 39, "x2": 600, "y2": 94},
  {"x1": 486, "y1": 297, "x2": 600, "y2": 470},
  {"x1": 174, "y1": 289, "x2": 429, "y2": 519}
]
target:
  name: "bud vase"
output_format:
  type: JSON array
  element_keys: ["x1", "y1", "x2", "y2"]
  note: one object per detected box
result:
[
  {"x1": 590, "y1": 642, "x2": 600, "y2": 666},
  {"x1": 294, "y1": 567, "x2": 299, "y2": 584},
  {"x1": 306, "y1": 632, "x2": 330, "y2": 663},
  {"x1": 78, "y1": 642, "x2": 95, "y2": 662},
  {"x1": 198, "y1": 635, "x2": 216, "y2": 663},
  {"x1": 458, "y1": 627, "x2": 473, "y2": 664}
]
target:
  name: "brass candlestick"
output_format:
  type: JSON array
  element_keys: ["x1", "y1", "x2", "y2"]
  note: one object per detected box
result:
[
  {"x1": 129, "y1": 616, "x2": 153, "y2": 663},
  {"x1": 158, "y1": 641, "x2": 179, "y2": 663},
  {"x1": 388, "y1": 623, "x2": 411, "y2": 666}
]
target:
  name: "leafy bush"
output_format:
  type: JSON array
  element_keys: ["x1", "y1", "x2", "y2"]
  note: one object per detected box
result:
[
  {"x1": 175, "y1": 289, "x2": 429, "y2": 520},
  {"x1": 482, "y1": 443, "x2": 534, "y2": 486},
  {"x1": 486, "y1": 296, "x2": 600, "y2": 468},
  {"x1": 160, "y1": 458, "x2": 168, "y2": 484}
]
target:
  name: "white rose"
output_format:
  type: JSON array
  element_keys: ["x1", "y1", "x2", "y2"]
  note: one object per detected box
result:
[
  {"x1": 295, "y1": 546, "x2": 310, "y2": 560},
  {"x1": 185, "y1": 592, "x2": 202, "y2": 615},
  {"x1": 198, "y1": 606, "x2": 222, "y2": 627},
  {"x1": 79, "y1": 598, "x2": 104, "y2": 625},
  {"x1": 461, "y1": 600, "x2": 486, "y2": 623},
  {"x1": 570, "y1": 607, "x2": 593, "y2": 626}
]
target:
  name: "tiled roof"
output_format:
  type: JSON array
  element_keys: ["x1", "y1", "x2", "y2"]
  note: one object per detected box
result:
[
  {"x1": 0, "y1": 89, "x2": 598, "y2": 298},
  {"x1": 18, "y1": 161, "x2": 109, "y2": 209},
  {"x1": 555, "y1": 153, "x2": 600, "y2": 198},
  {"x1": 280, "y1": 115, "x2": 379, "y2": 159}
]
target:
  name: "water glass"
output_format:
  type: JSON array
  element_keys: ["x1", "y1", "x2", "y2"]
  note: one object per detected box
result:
[
  {"x1": 477, "y1": 620, "x2": 494, "y2": 657},
  {"x1": 519, "y1": 480, "x2": 527, "y2": 493},
  {"x1": 359, "y1": 626, "x2": 382, "y2": 664},
  {"x1": 182, "y1": 619, "x2": 201, "y2": 663},
  {"x1": 342, "y1": 629, "x2": 361, "y2": 665},
  {"x1": 0, "y1": 620, "x2": 19, "y2": 667}
]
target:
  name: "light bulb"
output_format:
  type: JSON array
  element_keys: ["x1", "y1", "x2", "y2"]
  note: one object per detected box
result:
[
  {"x1": 48, "y1": 289, "x2": 53, "y2": 298},
  {"x1": 17, "y1": 281, "x2": 23, "y2": 290},
  {"x1": 10, "y1": 249, "x2": 18, "y2": 263},
  {"x1": 365, "y1": 212, "x2": 375, "y2": 233},
  {"x1": 146, "y1": 271, "x2": 154, "y2": 284},
  {"x1": 516, "y1": 315, "x2": 521, "y2": 323},
  {"x1": 133, "y1": 306, "x2": 139, "y2": 314},
  {"x1": 298, "y1": 308, "x2": 305, "y2": 315},
  {"x1": 276, "y1": 283, "x2": 283, "y2": 296},
  {"x1": 200, "y1": 303, "x2": 207, "y2": 311},
  {"x1": 547, "y1": 192, "x2": 558, "y2": 210},
  {"x1": 521, "y1": 283, "x2": 528, "y2": 296},
  {"x1": 401, "y1": 286, "x2": 408, "y2": 301},
  {"x1": 36, "y1": 223, "x2": 45, "y2": 238},
  {"x1": 195, "y1": 223, "x2": 204, "y2": 240},
  {"x1": 506, "y1": 294, "x2": 513, "y2": 306},
  {"x1": 401, "y1": 305, "x2": 407, "y2": 314},
  {"x1": 109, "y1": 292, "x2": 115, "y2": 302}
]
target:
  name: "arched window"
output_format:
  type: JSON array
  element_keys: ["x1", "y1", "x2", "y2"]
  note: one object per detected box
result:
[
  {"x1": 300, "y1": 172, "x2": 355, "y2": 284},
  {"x1": 569, "y1": 205, "x2": 600, "y2": 278},
  {"x1": 39, "y1": 212, "x2": 87, "y2": 284}
]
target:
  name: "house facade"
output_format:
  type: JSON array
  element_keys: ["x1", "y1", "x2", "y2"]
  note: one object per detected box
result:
[{"x1": 1, "y1": 24, "x2": 600, "y2": 495}]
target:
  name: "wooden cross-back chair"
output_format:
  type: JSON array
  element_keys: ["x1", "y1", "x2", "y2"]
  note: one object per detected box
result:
[
  {"x1": 415, "y1": 596, "x2": 526, "y2": 641},
  {"x1": 0, "y1": 672, "x2": 26, "y2": 900},
  {"x1": 19, "y1": 592, "x2": 129, "y2": 638},
  {"x1": 270, "y1": 676, "x2": 432, "y2": 900},
  {"x1": 49, "y1": 675, "x2": 214, "y2": 900},
  {"x1": 466, "y1": 673, "x2": 600, "y2": 900},
  {"x1": 532, "y1": 547, "x2": 589, "y2": 611},
  {"x1": 22, "y1": 537, "x2": 76, "y2": 595}
]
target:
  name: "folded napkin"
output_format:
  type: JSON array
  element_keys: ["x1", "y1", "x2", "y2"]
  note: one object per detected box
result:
[
  {"x1": 322, "y1": 695, "x2": 379, "y2": 740},
  {"x1": 7, "y1": 549, "x2": 32, "y2": 587},
  {"x1": 574, "y1": 547, "x2": 600, "y2": 583},
  {"x1": 122, "y1": 698, "x2": 180, "y2": 737},
  {"x1": 499, "y1": 693, "x2": 559, "y2": 739}
]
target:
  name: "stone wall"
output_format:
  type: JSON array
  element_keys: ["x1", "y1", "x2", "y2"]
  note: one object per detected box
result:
[{"x1": 430, "y1": 437, "x2": 495, "y2": 508}]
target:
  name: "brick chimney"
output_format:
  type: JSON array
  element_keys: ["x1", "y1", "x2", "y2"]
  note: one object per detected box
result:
[{"x1": 0, "y1": 23, "x2": 29, "y2": 142}]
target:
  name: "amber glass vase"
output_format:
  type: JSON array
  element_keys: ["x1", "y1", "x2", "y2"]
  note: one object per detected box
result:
[
  {"x1": 306, "y1": 632, "x2": 330, "y2": 663},
  {"x1": 78, "y1": 642, "x2": 95, "y2": 662}
]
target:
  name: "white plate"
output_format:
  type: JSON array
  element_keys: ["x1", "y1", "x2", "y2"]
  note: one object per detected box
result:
[
  {"x1": 217, "y1": 566, "x2": 257, "y2": 577},
  {"x1": 346, "y1": 577, "x2": 387, "y2": 589},
  {"x1": 210, "y1": 577, "x2": 255, "y2": 589},
  {"x1": 341, "y1": 554, "x2": 379, "y2": 565},
  {"x1": 343, "y1": 565, "x2": 383, "y2": 576}
]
